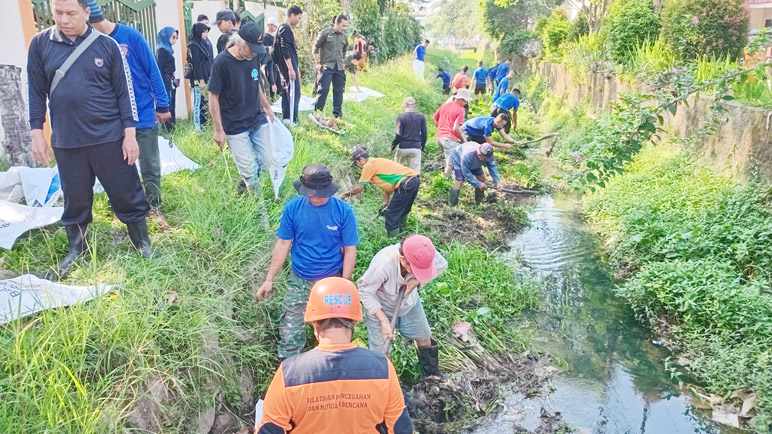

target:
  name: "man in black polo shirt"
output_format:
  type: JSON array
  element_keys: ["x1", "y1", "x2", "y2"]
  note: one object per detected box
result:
[
  {"x1": 209, "y1": 22, "x2": 276, "y2": 196},
  {"x1": 27, "y1": 0, "x2": 156, "y2": 280}
]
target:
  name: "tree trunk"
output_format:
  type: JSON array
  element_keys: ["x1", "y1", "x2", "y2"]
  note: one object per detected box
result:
[{"x1": 0, "y1": 65, "x2": 35, "y2": 167}]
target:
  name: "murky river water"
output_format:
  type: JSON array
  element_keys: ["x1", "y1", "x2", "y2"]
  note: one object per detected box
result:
[{"x1": 469, "y1": 193, "x2": 739, "y2": 433}]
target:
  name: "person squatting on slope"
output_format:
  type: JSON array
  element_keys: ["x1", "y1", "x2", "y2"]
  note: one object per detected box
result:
[
  {"x1": 449, "y1": 142, "x2": 502, "y2": 206},
  {"x1": 357, "y1": 235, "x2": 447, "y2": 377}
]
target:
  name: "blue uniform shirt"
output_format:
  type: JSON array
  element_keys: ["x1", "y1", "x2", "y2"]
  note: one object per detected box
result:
[
  {"x1": 496, "y1": 63, "x2": 510, "y2": 82},
  {"x1": 436, "y1": 71, "x2": 451, "y2": 86},
  {"x1": 462, "y1": 116, "x2": 500, "y2": 138},
  {"x1": 450, "y1": 142, "x2": 501, "y2": 188},
  {"x1": 473, "y1": 67, "x2": 488, "y2": 84},
  {"x1": 414, "y1": 45, "x2": 426, "y2": 61},
  {"x1": 494, "y1": 92, "x2": 520, "y2": 111},
  {"x1": 488, "y1": 64, "x2": 499, "y2": 82},
  {"x1": 495, "y1": 77, "x2": 509, "y2": 99},
  {"x1": 109, "y1": 23, "x2": 170, "y2": 129},
  {"x1": 277, "y1": 196, "x2": 360, "y2": 280}
]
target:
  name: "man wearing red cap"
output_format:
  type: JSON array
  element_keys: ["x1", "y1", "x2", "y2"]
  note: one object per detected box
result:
[
  {"x1": 357, "y1": 235, "x2": 448, "y2": 377},
  {"x1": 257, "y1": 277, "x2": 413, "y2": 434}
]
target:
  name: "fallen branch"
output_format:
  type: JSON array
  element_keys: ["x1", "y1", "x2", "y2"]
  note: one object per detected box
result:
[{"x1": 516, "y1": 133, "x2": 558, "y2": 147}]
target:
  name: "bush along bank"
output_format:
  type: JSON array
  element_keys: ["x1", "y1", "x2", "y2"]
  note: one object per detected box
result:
[
  {"x1": 583, "y1": 143, "x2": 772, "y2": 431},
  {"x1": 0, "y1": 52, "x2": 547, "y2": 433}
]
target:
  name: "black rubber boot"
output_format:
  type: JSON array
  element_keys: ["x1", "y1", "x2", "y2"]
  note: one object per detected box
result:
[
  {"x1": 398, "y1": 214, "x2": 408, "y2": 232},
  {"x1": 474, "y1": 187, "x2": 485, "y2": 205},
  {"x1": 127, "y1": 219, "x2": 159, "y2": 258},
  {"x1": 44, "y1": 224, "x2": 88, "y2": 281},
  {"x1": 236, "y1": 178, "x2": 248, "y2": 195},
  {"x1": 386, "y1": 227, "x2": 402, "y2": 238},
  {"x1": 416, "y1": 339, "x2": 443, "y2": 378},
  {"x1": 449, "y1": 189, "x2": 460, "y2": 207}
]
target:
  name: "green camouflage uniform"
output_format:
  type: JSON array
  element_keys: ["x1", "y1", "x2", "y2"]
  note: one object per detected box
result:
[{"x1": 278, "y1": 273, "x2": 317, "y2": 359}]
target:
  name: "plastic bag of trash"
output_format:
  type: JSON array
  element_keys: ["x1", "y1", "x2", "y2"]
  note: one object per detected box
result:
[{"x1": 268, "y1": 119, "x2": 294, "y2": 198}]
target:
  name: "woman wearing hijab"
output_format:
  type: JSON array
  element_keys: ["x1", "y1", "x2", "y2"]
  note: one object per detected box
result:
[
  {"x1": 188, "y1": 23, "x2": 213, "y2": 131},
  {"x1": 156, "y1": 27, "x2": 179, "y2": 132}
]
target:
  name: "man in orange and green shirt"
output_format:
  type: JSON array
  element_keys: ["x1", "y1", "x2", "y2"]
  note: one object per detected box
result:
[{"x1": 341, "y1": 146, "x2": 419, "y2": 237}]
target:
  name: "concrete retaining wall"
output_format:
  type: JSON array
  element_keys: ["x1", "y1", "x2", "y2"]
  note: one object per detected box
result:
[{"x1": 534, "y1": 61, "x2": 772, "y2": 183}]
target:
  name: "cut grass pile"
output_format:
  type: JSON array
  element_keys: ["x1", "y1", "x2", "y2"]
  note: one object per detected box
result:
[{"x1": 0, "y1": 51, "x2": 540, "y2": 432}]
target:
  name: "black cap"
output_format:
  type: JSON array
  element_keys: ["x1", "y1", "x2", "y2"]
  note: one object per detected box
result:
[
  {"x1": 238, "y1": 22, "x2": 266, "y2": 55},
  {"x1": 214, "y1": 9, "x2": 237, "y2": 25},
  {"x1": 293, "y1": 165, "x2": 340, "y2": 198},
  {"x1": 351, "y1": 146, "x2": 369, "y2": 162}
]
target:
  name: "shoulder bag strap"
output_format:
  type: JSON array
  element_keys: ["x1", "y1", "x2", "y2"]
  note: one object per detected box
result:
[{"x1": 50, "y1": 29, "x2": 101, "y2": 96}]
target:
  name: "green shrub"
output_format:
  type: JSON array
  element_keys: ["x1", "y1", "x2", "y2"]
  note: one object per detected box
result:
[
  {"x1": 501, "y1": 29, "x2": 538, "y2": 57},
  {"x1": 661, "y1": 0, "x2": 749, "y2": 60},
  {"x1": 380, "y1": 7, "x2": 422, "y2": 61},
  {"x1": 353, "y1": 0, "x2": 382, "y2": 53},
  {"x1": 563, "y1": 32, "x2": 613, "y2": 75},
  {"x1": 541, "y1": 10, "x2": 570, "y2": 60},
  {"x1": 604, "y1": 0, "x2": 661, "y2": 64},
  {"x1": 567, "y1": 14, "x2": 589, "y2": 41}
]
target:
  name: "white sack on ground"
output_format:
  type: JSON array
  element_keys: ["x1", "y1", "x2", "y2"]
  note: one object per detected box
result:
[
  {"x1": 0, "y1": 274, "x2": 114, "y2": 324},
  {"x1": 349, "y1": 87, "x2": 384, "y2": 98},
  {"x1": 0, "y1": 167, "x2": 62, "y2": 207},
  {"x1": 270, "y1": 95, "x2": 315, "y2": 114},
  {"x1": 0, "y1": 201, "x2": 63, "y2": 250},
  {"x1": 268, "y1": 119, "x2": 295, "y2": 198},
  {"x1": 96, "y1": 137, "x2": 200, "y2": 193},
  {"x1": 343, "y1": 92, "x2": 369, "y2": 102}
]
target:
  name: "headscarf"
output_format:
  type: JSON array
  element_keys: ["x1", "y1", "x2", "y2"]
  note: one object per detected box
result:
[
  {"x1": 188, "y1": 23, "x2": 211, "y2": 59},
  {"x1": 157, "y1": 27, "x2": 177, "y2": 54}
]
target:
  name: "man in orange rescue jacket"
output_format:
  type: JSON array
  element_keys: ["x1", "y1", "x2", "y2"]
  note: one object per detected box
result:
[{"x1": 255, "y1": 277, "x2": 414, "y2": 434}]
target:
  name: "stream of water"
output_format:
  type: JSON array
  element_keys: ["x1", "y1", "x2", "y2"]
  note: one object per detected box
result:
[{"x1": 469, "y1": 192, "x2": 737, "y2": 434}]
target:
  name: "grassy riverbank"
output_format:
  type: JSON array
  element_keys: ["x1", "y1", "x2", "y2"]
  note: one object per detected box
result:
[
  {"x1": 526, "y1": 63, "x2": 772, "y2": 430},
  {"x1": 0, "y1": 51, "x2": 541, "y2": 433}
]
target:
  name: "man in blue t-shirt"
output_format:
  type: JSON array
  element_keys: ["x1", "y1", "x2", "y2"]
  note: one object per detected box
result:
[
  {"x1": 495, "y1": 59, "x2": 511, "y2": 84},
  {"x1": 256, "y1": 165, "x2": 360, "y2": 359},
  {"x1": 488, "y1": 63, "x2": 500, "y2": 91},
  {"x1": 413, "y1": 39, "x2": 429, "y2": 79},
  {"x1": 89, "y1": 2, "x2": 170, "y2": 219},
  {"x1": 461, "y1": 114, "x2": 517, "y2": 149},
  {"x1": 494, "y1": 69, "x2": 516, "y2": 100},
  {"x1": 436, "y1": 68, "x2": 451, "y2": 95},
  {"x1": 490, "y1": 88, "x2": 521, "y2": 134},
  {"x1": 473, "y1": 60, "x2": 489, "y2": 99}
]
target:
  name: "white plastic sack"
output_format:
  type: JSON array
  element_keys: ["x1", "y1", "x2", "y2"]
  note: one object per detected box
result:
[
  {"x1": 0, "y1": 200, "x2": 63, "y2": 250},
  {"x1": 95, "y1": 137, "x2": 200, "y2": 194},
  {"x1": 268, "y1": 119, "x2": 294, "y2": 198},
  {"x1": 349, "y1": 86, "x2": 384, "y2": 98},
  {"x1": 270, "y1": 95, "x2": 315, "y2": 114},
  {"x1": 343, "y1": 92, "x2": 369, "y2": 103},
  {"x1": 0, "y1": 274, "x2": 114, "y2": 324},
  {"x1": 0, "y1": 166, "x2": 62, "y2": 207}
]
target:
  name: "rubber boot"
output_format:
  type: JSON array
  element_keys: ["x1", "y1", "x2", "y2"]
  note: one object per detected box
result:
[
  {"x1": 416, "y1": 339, "x2": 443, "y2": 378},
  {"x1": 236, "y1": 178, "x2": 248, "y2": 195},
  {"x1": 474, "y1": 187, "x2": 485, "y2": 205},
  {"x1": 44, "y1": 224, "x2": 88, "y2": 281},
  {"x1": 127, "y1": 219, "x2": 159, "y2": 258},
  {"x1": 398, "y1": 214, "x2": 408, "y2": 233},
  {"x1": 386, "y1": 227, "x2": 402, "y2": 238},
  {"x1": 449, "y1": 189, "x2": 460, "y2": 207}
]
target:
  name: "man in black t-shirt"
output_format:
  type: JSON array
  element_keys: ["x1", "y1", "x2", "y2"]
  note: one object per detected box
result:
[
  {"x1": 214, "y1": 9, "x2": 238, "y2": 54},
  {"x1": 209, "y1": 22, "x2": 276, "y2": 195},
  {"x1": 274, "y1": 5, "x2": 303, "y2": 125}
]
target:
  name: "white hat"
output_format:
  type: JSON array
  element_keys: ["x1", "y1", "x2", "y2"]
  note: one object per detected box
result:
[
  {"x1": 266, "y1": 17, "x2": 280, "y2": 27},
  {"x1": 454, "y1": 88, "x2": 473, "y2": 102}
]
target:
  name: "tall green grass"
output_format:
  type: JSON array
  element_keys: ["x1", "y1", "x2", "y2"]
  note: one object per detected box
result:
[
  {"x1": 584, "y1": 143, "x2": 772, "y2": 431},
  {"x1": 0, "y1": 52, "x2": 539, "y2": 432}
]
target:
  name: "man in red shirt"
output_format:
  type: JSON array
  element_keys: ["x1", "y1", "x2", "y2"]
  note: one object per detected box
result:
[{"x1": 432, "y1": 88, "x2": 472, "y2": 176}]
